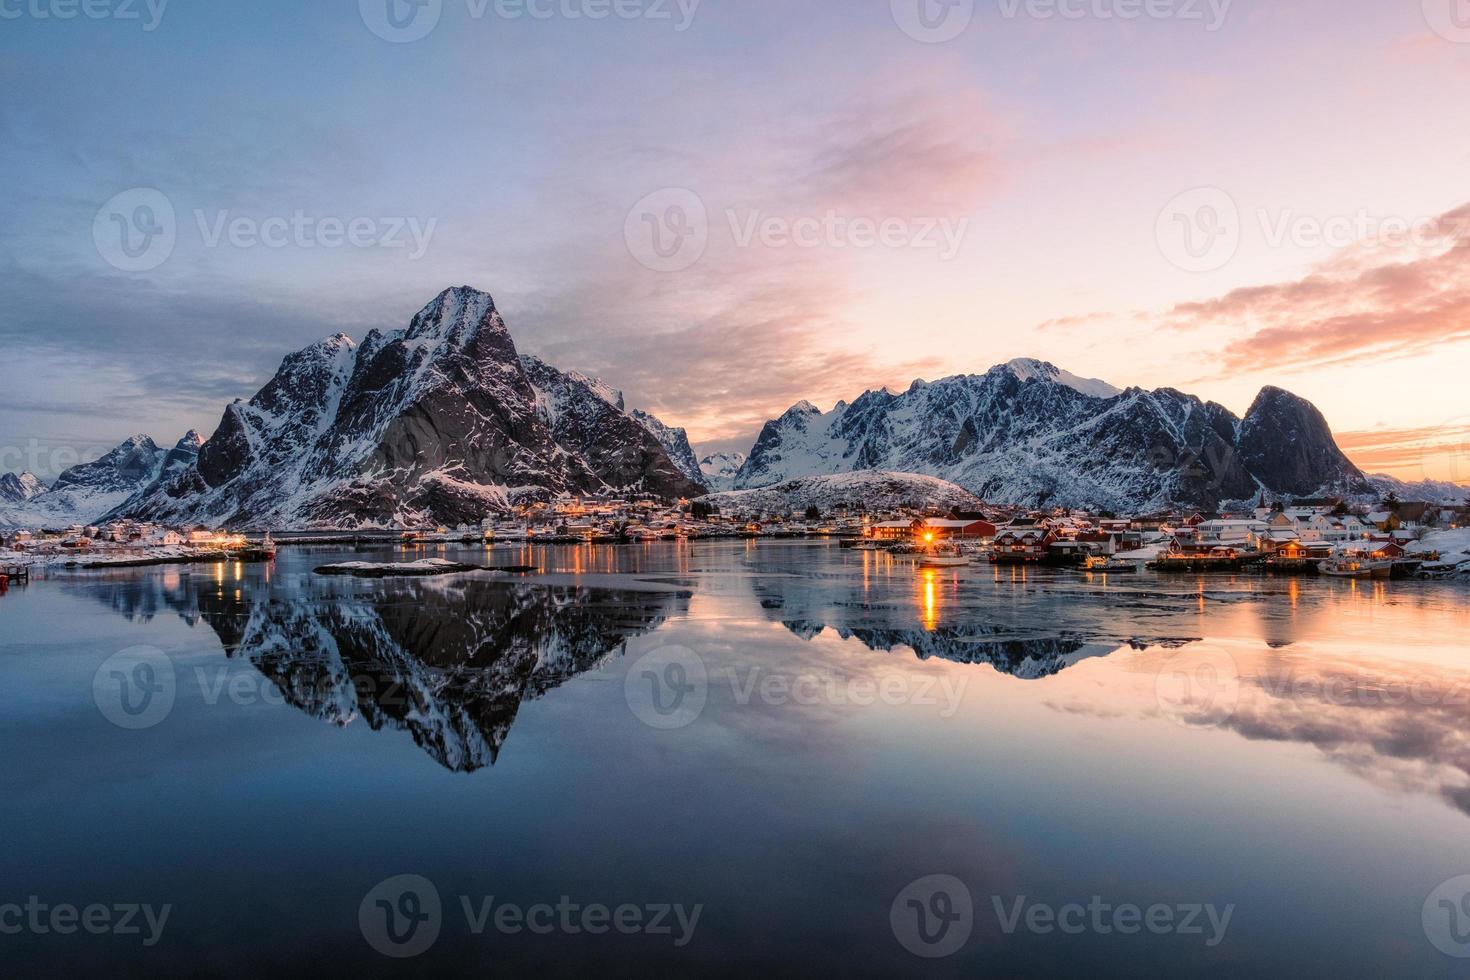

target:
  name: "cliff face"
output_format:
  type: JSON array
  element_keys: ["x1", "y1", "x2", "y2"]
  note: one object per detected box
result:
[{"x1": 1235, "y1": 386, "x2": 1366, "y2": 496}]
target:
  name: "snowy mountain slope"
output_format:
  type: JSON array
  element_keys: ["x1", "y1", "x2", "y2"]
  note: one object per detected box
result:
[
  {"x1": 735, "y1": 363, "x2": 1370, "y2": 511},
  {"x1": 697, "y1": 471, "x2": 983, "y2": 515},
  {"x1": 1002, "y1": 358, "x2": 1122, "y2": 399},
  {"x1": 1367, "y1": 474, "x2": 1468, "y2": 506},
  {"x1": 115, "y1": 287, "x2": 703, "y2": 530},
  {"x1": 0, "y1": 471, "x2": 45, "y2": 504},
  {"x1": 699, "y1": 452, "x2": 747, "y2": 491},
  {"x1": 520, "y1": 355, "x2": 706, "y2": 496},
  {"x1": 630, "y1": 409, "x2": 704, "y2": 485},
  {"x1": 0, "y1": 435, "x2": 176, "y2": 529}
]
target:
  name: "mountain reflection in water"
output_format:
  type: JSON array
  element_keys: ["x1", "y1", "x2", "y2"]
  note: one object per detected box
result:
[
  {"x1": 60, "y1": 547, "x2": 1470, "y2": 819},
  {"x1": 73, "y1": 570, "x2": 690, "y2": 772}
]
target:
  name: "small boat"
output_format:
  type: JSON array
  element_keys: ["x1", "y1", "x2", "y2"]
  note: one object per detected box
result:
[
  {"x1": 919, "y1": 543, "x2": 969, "y2": 567},
  {"x1": 233, "y1": 533, "x2": 278, "y2": 562},
  {"x1": 1099, "y1": 559, "x2": 1138, "y2": 573},
  {"x1": 1319, "y1": 557, "x2": 1392, "y2": 579}
]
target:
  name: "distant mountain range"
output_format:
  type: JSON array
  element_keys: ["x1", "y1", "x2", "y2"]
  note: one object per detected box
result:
[
  {"x1": 1, "y1": 290, "x2": 1462, "y2": 530},
  {"x1": 0, "y1": 433, "x2": 201, "y2": 530},
  {"x1": 698, "y1": 452, "x2": 747, "y2": 492},
  {"x1": 732, "y1": 359, "x2": 1462, "y2": 511}
]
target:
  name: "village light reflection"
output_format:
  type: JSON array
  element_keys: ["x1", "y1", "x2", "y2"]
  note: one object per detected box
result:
[{"x1": 921, "y1": 568, "x2": 938, "y2": 631}]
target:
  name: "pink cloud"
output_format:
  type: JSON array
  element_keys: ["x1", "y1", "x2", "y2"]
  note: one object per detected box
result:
[{"x1": 1154, "y1": 205, "x2": 1470, "y2": 373}]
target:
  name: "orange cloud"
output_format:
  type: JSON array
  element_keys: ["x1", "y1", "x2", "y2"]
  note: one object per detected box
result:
[
  {"x1": 1158, "y1": 205, "x2": 1470, "y2": 373},
  {"x1": 1337, "y1": 422, "x2": 1470, "y2": 483}
]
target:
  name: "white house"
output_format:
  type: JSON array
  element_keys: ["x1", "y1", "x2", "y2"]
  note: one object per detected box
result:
[{"x1": 1195, "y1": 519, "x2": 1268, "y2": 547}]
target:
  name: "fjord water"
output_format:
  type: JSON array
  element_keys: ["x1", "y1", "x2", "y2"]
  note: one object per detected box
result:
[{"x1": 3, "y1": 540, "x2": 1469, "y2": 977}]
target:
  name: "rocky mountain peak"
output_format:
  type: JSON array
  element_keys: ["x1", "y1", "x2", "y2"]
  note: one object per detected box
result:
[
  {"x1": 406, "y1": 285, "x2": 501, "y2": 343},
  {"x1": 108, "y1": 286, "x2": 704, "y2": 529},
  {"x1": 1237, "y1": 385, "x2": 1366, "y2": 495},
  {"x1": 0, "y1": 471, "x2": 46, "y2": 503}
]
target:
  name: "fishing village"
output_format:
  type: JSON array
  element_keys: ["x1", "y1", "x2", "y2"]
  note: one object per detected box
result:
[{"x1": 2, "y1": 488, "x2": 1467, "y2": 590}]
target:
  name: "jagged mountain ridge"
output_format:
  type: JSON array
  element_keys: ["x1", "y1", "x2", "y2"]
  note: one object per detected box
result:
[
  {"x1": 0, "y1": 435, "x2": 189, "y2": 529},
  {"x1": 630, "y1": 409, "x2": 702, "y2": 484},
  {"x1": 111, "y1": 287, "x2": 704, "y2": 530},
  {"x1": 698, "y1": 452, "x2": 747, "y2": 492},
  {"x1": 520, "y1": 355, "x2": 704, "y2": 497},
  {"x1": 0, "y1": 471, "x2": 46, "y2": 504},
  {"x1": 734, "y1": 362, "x2": 1372, "y2": 511}
]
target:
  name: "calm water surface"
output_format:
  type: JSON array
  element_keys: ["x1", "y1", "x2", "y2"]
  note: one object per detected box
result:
[{"x1": 3, "y1": 540, "x2": 1470, "y2": 977}]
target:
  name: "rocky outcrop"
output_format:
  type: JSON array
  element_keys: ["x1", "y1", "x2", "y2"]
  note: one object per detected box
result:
[
  {"x1": 1236, "y1": 386, "x2": 1367, "y2": 496},
  {"x1": 630, "y1": 409, "x2": 704, "y2": 485}
]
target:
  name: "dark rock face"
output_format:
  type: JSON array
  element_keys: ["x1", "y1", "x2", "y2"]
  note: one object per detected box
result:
[
  {"x1": 521, "y1": 356, "x2": 706, "y2": 499},
  {"x1": 736, "y1": 365, "x2": 1363, "y2": 510},
  {"x1": 114, "y1": 286, "x2": 703, "y2": 529},
  {"x1": 1236, "y1": 386, "x2": 1367, "y2": 496},
  {"x1": 630, "y1": 409, "x2": 704, "y2": 486}
]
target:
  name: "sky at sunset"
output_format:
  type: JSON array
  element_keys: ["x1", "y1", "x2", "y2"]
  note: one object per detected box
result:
[{"x1": 2, "y1": 0, "x2": 1468, "y2": 482}]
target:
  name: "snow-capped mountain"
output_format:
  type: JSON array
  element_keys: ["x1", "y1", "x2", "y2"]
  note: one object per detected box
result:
[
  {"x1": 114, "y1": 287, "x2": 704, "y2": 529},
  {"x1": 1000, "y1": 358, "x2": 1122, "y2": 399},
  {"x1": 0, "y1": 435, "x2": 181, "y2": 529},
  {"x1": 698, "y1": 452, "x2": 747, "y2": 492},
  {"x1": 698, "y1": 471, "x2": 982, "y2": 516},
  {"x1": 630, "y1": 409, "x2": 703, "y2": 485},
  {"x1": 0, "y1": 471, "x2": 46, "y2": 504},
  {"x1": 734, "y1": 362, "x2": 1370, "y2": 511}
]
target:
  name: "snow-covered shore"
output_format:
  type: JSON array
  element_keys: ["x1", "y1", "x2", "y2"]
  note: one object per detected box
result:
[
  {"x1": 0, "y1": 546, "x2": 232, "y2": 570},
  {"x1": 1417, "y1": 528, "x2": 1470, "y2": 578}
]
